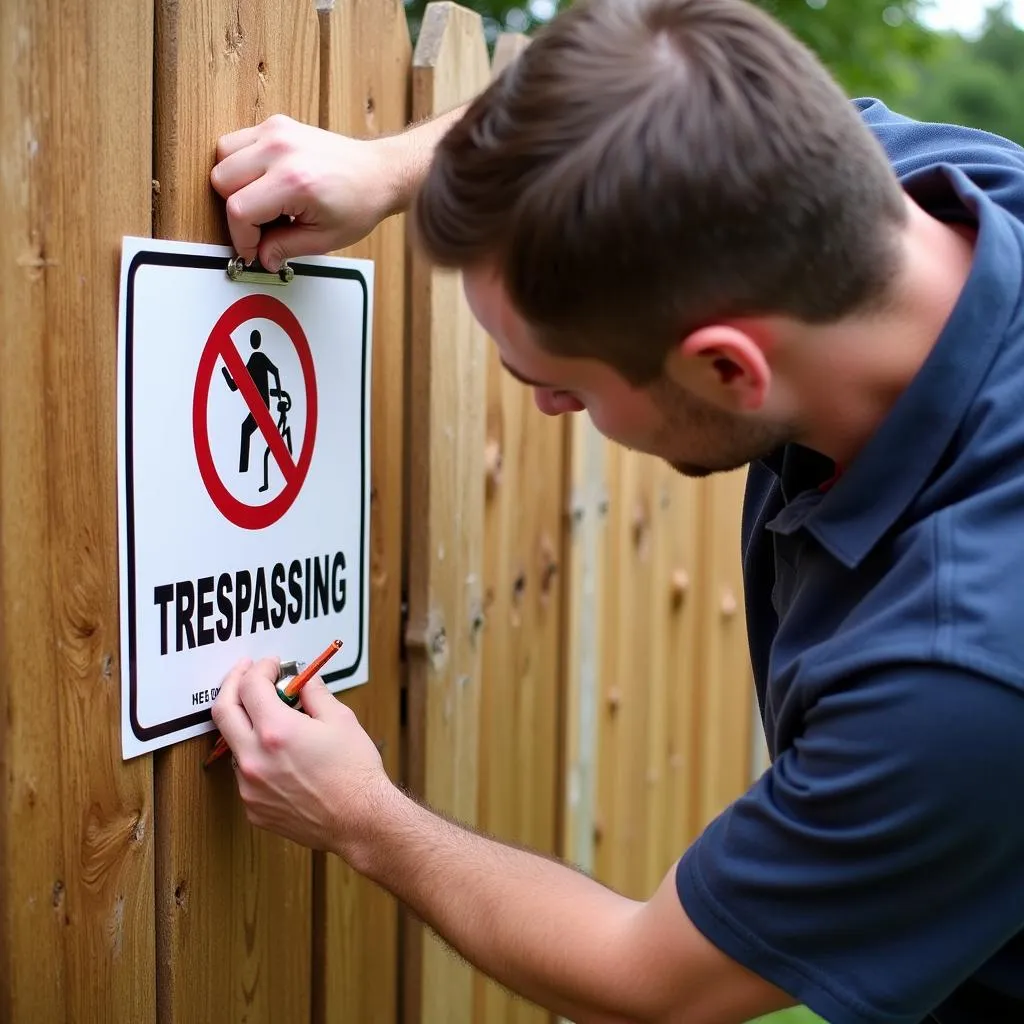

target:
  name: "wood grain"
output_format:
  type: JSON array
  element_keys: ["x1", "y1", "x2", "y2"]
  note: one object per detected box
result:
[
  {"x1": 315, "y1": 1, "x2": 410, "y2": 1021},
  {"x1": 560, "y1": 419, "x2": 609, "y2": 876},
  {"x1": 153, "y1": 2, "x2": 319, "y2": 1021},
  {"x1": 693, "y1": 468, "x2": 754, "y2": 827},
  {"x1": 471, "y1": 29, "x2": 566, "y2": 1024},
  {"x1": 407, "y1": 5, "x2": 491, "y2": 1022},
  {"x1": 0, "y1": 0, "x2": 155, "y2": 1020},
  {"x1": 592, "y1": 452, "x2": 713, "y2": 900},
  {"x1": 662, "y1": 474, "x2": 704, "y2": 857}
]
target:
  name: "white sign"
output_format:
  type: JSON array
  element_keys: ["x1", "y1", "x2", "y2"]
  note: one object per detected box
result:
[{"x1": 116, "y1": 237, "x2": 373, "y2": 758}]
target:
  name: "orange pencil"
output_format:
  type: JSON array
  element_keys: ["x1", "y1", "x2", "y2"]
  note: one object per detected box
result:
[{"x1": 203, "y1": 639, "x2": 344, "y2": 769}]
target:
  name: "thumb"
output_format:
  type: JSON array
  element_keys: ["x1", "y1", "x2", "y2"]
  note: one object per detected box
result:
[
  {"x1": 298, "y1": 675, "x2": 341, "y2": 721},
  {"x1": 258, "y1": 220, "x2": 321, "y2": 272}
]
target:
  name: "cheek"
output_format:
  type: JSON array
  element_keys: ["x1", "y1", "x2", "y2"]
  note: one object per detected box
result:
[{"x1": 585, "y1": 398, "x2": 657, "y2": 445}]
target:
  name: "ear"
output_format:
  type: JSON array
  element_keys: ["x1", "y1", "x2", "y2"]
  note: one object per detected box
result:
[{"x1": 673, "y1": 324, "x2": 772, "y2": 413}]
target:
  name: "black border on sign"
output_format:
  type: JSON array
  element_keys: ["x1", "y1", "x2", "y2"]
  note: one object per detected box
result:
[{"x1": 124, "y1": 250, "x2": 369, "y2": 742}]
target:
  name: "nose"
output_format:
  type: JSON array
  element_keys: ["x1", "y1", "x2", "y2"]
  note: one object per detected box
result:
[{"x1": 534, "y1": 388, "x2": 584, "y2": 417}]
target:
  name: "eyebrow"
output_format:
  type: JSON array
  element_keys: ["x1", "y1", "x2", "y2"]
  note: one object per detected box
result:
[{"x1": 500, "y1": 356, "x2": 555, "y2": 389}]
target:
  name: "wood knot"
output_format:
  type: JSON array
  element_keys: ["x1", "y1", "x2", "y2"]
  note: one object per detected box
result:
[
  {"x1": 539, "y1": 534, "x2": 558, "y2": 597},
  {"x1": 484, "y1": 438, "x2": 502, "y2": 495},
  {"x1": 670, "y1": 568, "x2": 690, "y2": 609},
  {"x1": 631, "y1": 500, "x2": 651, "y2": 556}
]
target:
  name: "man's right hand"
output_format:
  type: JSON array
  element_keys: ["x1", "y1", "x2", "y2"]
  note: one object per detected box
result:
[{"x1": 210, "y1": 114, "x2": 408, "y2": 271}]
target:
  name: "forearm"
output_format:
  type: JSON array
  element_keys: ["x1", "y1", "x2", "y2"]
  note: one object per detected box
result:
[
  {"x1": 379, "y1": 103, "x2": 469, "y2": 215},
  {"x1": 345, "y1": 783, "x2": 654, "y2": 1023}
]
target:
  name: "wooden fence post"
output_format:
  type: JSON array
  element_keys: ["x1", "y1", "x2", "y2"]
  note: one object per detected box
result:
[
  {"x1": 472, "y1": 30, "x2": 570, "y2": 1024},
  {"x1": 315, "y1": 1, "x2": 411, "y2": 1020},
  {"x1": 406, "y1": 4, "x2": 491, "y2": 1022},
  {"x1": 152, "y1": 3, "x2": 319, "y2": 1021},
  {"x1": 0, "y1": 1, "x2": 156, "y2": 1020}
]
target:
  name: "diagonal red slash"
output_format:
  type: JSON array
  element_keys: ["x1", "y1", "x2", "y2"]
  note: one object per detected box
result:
[{"x1": 214, "y1": 326, "x2": 298, "y2": 486}]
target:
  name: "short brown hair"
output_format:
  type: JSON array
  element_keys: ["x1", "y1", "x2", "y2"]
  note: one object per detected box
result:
[{"x1": 413, "y1": 0, "x2": 908, "y2": 385}]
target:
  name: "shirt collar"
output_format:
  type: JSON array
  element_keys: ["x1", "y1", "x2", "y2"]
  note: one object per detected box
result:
[{"x1": 770, "y1": 166, "x2": 1022, "y2": 569}]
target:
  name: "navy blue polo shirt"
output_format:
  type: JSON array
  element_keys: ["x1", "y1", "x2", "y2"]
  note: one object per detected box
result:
[{"x1": 675, "y1": 100, "x2": 1024, "y2": 1024}]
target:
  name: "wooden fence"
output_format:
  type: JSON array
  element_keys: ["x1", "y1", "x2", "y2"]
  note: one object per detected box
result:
[{"x1": 0, "y1": 1, "x2": 755, "y2": 1021}]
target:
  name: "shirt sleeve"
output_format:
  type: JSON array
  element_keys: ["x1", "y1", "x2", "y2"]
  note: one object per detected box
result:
[{"x1": 676, "y1": 661, "x2": 1024, "y2": 1024}]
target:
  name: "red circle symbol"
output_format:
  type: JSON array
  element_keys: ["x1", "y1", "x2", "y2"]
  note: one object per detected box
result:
[{"x1": 193, "y1": 293, "x2": 317, "y2": 530}]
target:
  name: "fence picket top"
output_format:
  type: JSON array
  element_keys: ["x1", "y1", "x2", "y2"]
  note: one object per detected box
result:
[
  {"x1": 316, "y1": 1, "x2": 410, "y2": 1021},
  {"x1": 1, "y1": 1, "x2": 155, "y2": 1020},
  {"x1": 152, "y1": 3, "x2": 319, "y2": 1023},
  {"x1": 407, "y1": 6, "x2": 492, "y2": 1023}
]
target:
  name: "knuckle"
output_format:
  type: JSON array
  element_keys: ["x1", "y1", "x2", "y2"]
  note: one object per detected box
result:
[
  {"x1": 257, "y1": 725, "x2": 284, "y2": 753},
  {"x1": 265, "y1": 112, "x2": 293, "y2": 132},
  {"x1": 225, "y1": 192, "x2": 247, "y2": 222},
  {"x1": 280, "y1": 161, "x2": 315, "y2": 198}
]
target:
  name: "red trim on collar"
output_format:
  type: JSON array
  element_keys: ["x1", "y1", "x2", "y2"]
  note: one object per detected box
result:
[{"x1": 819, "y1": 465, "x2": 844, "y2": 493}]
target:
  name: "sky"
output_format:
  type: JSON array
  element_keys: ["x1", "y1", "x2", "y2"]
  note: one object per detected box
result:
[{"x1": 920, "y1": 0, "x2": 1024, "y2": 35}]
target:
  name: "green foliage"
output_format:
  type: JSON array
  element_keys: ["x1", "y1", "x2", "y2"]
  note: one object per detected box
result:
[
  {"x1": 749, "y1": 1007, "x2": 825, "y2": 1024},
  {"x1": 898, "y1": 2, "x2": 1024, "y2": 143},
  {"x1": 755, "y1": 0, "x2": 935, "y2": 98},
  {"x1": 403, "y1": 0, "x2": 935, "y2": 98}
]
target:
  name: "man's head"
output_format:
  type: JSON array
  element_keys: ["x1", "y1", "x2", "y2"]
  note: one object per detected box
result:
[
  {"x1": 413, "y1": 0, "x2": 909, "y2": 475},
  {"x1": 250, "y1": 329, "x2": 262, "y2": 349}
]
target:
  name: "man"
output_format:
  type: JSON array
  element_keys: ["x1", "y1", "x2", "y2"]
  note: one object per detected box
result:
[
  {"x1": 208, "y1": 0, "x2": 1024, "y2": 1020},
  {"x1": 221, "y1": 328, "x2": 284, "y2": 474}
]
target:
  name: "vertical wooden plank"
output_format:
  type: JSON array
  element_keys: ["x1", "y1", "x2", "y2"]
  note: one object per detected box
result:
[
  {"x1": 596, "y1": 448, "x2": 658, "y2": 900},
  {"x1": 152, "y1": 3, "x2": 319, "y2": 1021},
  {"x1": 617, "y1": 453, "x2": 657, "y2": 899},
  {"x1": 560, "y1": 419, "x2": 608, "y2": 877},
  {"x1": 407, "y1": 5, "x2": 491, "y2": 1022},
  {"x1": 642, "y1": 465, "x2": 672, "y2": 895},
  {"x1": 592, "y1": 454, "x2": 709, "y2": 899},
  {"x1": 472, "y1": 30, "x2": 566, "y2": 1024},
  {"x1": 0, "y1": 1, "x2": 156, "y2": 1020},
  {"x1": 593, "y1": 445, "x2": 623, "y2": 891},
  {"x1": 315, "y1": 1, "x2": 410, "y2": 1021},
  {"x1": 661, "y1": 475, "x2": 704, "y2": 857},
  {"x1": 693, "y1": 468, "x2": 754, "y2": 826}
]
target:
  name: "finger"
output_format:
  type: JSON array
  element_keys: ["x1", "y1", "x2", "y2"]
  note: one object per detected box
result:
[
  {"x1": 223, "y1": 174, "x2": 299, "y2": 264},
  {"x1": 215, "y1": 123, "x2": 263, "y2": 162},
  {"x1": 211, "y1": 657, "x2": 256, "y2": 751},
  {"x1": 210, "y1": 143, "x2": 269, "y2": 200},
  {"x1": 258, "y1": 221, "x2": 322, "y2": 273},
  {"x1": 237, "y1": 655, "x2": 283, "y2": 726},
  {"x1": 298, "y1": 675, "x2": 340, "y2": 721}
]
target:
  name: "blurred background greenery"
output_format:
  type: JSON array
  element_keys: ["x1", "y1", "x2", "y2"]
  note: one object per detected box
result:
[
  {"x1": 404, "y1": 0, "x2": 1024, "y2": 145},
  {"x1": 400, "y1": 1, "x2": 1024, "y2": 1022}
]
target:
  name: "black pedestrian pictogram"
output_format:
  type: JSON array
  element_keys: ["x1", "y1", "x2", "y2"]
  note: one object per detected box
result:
[{"x1": 221, "y1": 329, "x2": 290, "y2": 483}]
